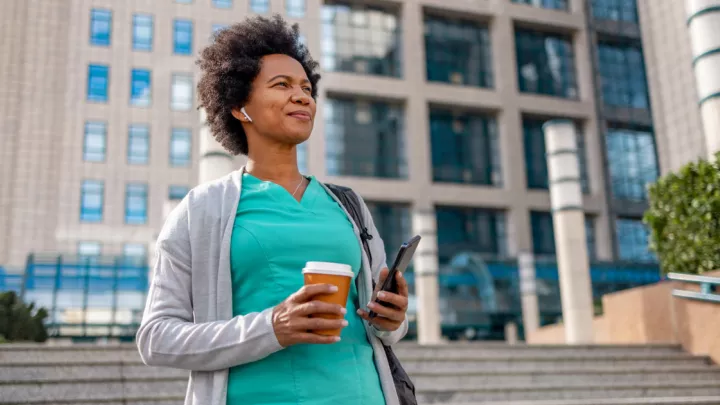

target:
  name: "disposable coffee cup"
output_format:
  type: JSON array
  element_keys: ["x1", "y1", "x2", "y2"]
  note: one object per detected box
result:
[{"x1": 302, "y1": 262, "x2": 354, "y2": 336}]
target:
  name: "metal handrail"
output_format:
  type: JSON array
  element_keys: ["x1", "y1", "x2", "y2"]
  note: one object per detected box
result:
[{"x1": 668, "y1": 272, "x2": 720, "y2": 303}]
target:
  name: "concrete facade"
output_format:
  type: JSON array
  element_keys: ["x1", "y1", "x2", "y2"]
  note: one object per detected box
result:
[{"x1": 2, "y1": 0, "x2": 657, "y2": 281}]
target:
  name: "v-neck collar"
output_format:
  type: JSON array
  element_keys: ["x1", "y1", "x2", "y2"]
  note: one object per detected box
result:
[{"x1": 242, "y1": 172, "x2": 319, "y2": 210}]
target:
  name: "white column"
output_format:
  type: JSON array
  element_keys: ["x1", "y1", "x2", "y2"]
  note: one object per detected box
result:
[
  {"x1": 543, "y1": 120, "x2": 594, "y2": 344},
  {"x1": 412, "y1": 209, "x2": 442, "y2": 344},
  {"x1": 686, "y1": 0, "x2": 720, "y2": 157},
  {"x1": 518, "y1": 252, "x2": 540, "y2": 335},
  {"x1": 198, "y1": 109, "x2": 235, "y2": 184}
]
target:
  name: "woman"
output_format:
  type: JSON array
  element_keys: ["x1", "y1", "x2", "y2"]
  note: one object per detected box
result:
[{"x1": 136, "y1": 15, "x2": 409, "y2": 405}]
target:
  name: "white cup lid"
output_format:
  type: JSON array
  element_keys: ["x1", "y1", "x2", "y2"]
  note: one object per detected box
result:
[{"x1": 302, "y1": 261, "x2": 354, "y2": 278}]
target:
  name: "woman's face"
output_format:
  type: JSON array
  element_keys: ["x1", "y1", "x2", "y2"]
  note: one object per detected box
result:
[{"x1": 237, "y1": 54, "x2": 316, "y2": 148}]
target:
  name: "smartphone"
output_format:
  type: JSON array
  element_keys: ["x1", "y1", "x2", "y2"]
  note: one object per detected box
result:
[{"x1": 368, "y1": 235, "x2": 421, "y2": 319}]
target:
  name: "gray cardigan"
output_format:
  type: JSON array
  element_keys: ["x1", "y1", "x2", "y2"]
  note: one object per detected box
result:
[{"x1": 136, "y1": 168, "x2": 408, "y2": 405}]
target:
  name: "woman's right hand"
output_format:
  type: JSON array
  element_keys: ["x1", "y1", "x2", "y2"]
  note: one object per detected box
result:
[{"x1": 271, "y1": 284, "x2": 348, "y2": 347}]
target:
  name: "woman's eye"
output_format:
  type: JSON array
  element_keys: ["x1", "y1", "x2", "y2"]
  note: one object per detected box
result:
[
  {"x1": 274, "y1": 82, "x2": 289, "y2": 88},
  {"x1": 303, "y1": 87, "x2": 312, "y2": 92}
]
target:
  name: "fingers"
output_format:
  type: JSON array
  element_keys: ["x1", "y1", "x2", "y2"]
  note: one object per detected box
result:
[
  {"x1": 374, "y1": 268, "x2": 389, "y2": 293},
  {"x1": 396, "y1": 271, "x2": 409, "y2": 299},
  {"x1": 295, "y1": 301, "x2": 346, "y2": 317},
  {"x1": 366, "y1": 301, "x2": 405, "y2": 322},
  {"x1": 293, "y1": 317, "x2": 348, "y2": 331},
  {"x1": 376, "y1": 291, "x2": 408, "y2": 311},
  {"x1": 293, "y1": 332, "x2": 342, "y2": 345},
  {"x1": 357, "y1": 309, "x2": 400, "y2": 332},
  {"x1": 291, "y1": 284, "x2": 338, "y2": 303}
]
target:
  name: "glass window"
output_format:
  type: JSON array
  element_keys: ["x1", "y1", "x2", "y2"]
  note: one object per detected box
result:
[
  {"x1": 170, "y1": 128, "x2": 192, "y2": 167},
  {"x1": 169, "y1": 185, "x2": 190, "y2": 200},
  {"x1": 531, "y1": 211, "x2": 598, "y2": 259},
  {"x1": 297, "y1": 142, "x2": 308, "y2": 174},
  {"x1": 213, "y1": 0, "x2": 232, "y2": 8},
  {"x1": 123, "y1": 243, "x2": 147, "y2": 259},
  {"x1": 125, "y1": 183, "x2": 148, "y2": 225},
  {"x1": 171, "y1": 74, "x2": 193, "y2": 111},
  {"x1": 424, "y1": 15, "x2": 493, "y2": 87},
  {"x1": 365, "y1": 202, "x2": 412, "y2": 265},
  {"x1": 523, "y1": 118, "x2": 589, "y2": 193},
  {"x1": 436, "y1": 206, "x2": 507, "y2": 264},
  {"x1": 598, "y1": 43, "x2": 648, "y2": 109},
  {"x1": 78, "y1": 241, "x2": 102, "y2": 257},
  {"x1": 616, "y1": 218, "x2": 655, "y2": 262},
  {"x1": 133, "y1": 14, "x2": 153, "y2": 51},
  {"x1": 605, "y1": 127, "x2": 658, "y2": 201},
  {"x1": 80, "y1": 180, "x2": 104, "y2": 223},
  {"x1": 130, "y1": 69, "x2": 152, "y2": 107},
  {"x1": 430, "y1": 108, "x2": 501, "y2": 186},
  {"x1": 174, "y1": 19, "x2": 193, "y2": 55},
  {"x1": 321, "y1": 3, "x2": 401, "y2": 77},
  {"x1": 286, "y1": 0, "x2": 306, "y2": 18},
  {"x1": 512, "y1": 0, "x2": 568, "y2": 11},
  {"x1": 176, "y1": 0, "x2": 192, "y2": 3},
  {"x1": 87, "y1": 64, "x2": 109, "y2": 102},
  {"x1": 128, "y1": 124, "x2": 150, "y2": 165},
  {"x1": 325, "y1": 97, "x2": 406, "y2": 178},
  {"x1": 90, "y1": 9, "x2": 112, "y2": 46},
  {"x1": 83, "y1": 121, "x2": 106, "y2": 162},
  {"x1": 592, "y1": 0, "x2": 638, "y2": 23},
  {"x1": 515, "y1": 28, "x2": 577, "y2": 99},
  {"x1": 251, "y1": 0, "x2": 270, "y2": 13}
]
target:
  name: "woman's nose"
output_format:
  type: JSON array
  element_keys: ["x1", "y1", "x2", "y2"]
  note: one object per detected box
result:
[{"x1": 291, "y1": 92, "x2": 310, "y2": 105}]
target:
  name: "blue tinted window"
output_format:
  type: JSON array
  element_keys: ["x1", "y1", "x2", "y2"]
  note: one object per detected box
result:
[
  {"x1": 213, "y1": 0, "x2": 232, "y2": 8},
  {"x1": 287, "y1": 0, "x2": 306, "y2": 18},
  {"x1": 78, "y1": 241, "x2": 102, "y2": 257},
  {"x1": 512, "y1": 0, "x2": 568, "y2": 10},
  {"x1": 598, "y1": 43, "x2": 648, "y2": 109},
  {"x1": 169, "y1": 185, "x2": 190, "y2": 200},
  {"x1": 321, "y1": 3, "x2": 400, "y2": 77},
  {"x1": 424, "y1": 15, "x2": 493, "y2": 87},
  {"x1": 125, "y1": 183, "x2": 148, "y2": 225},
  {"x1": 606, "y1": 127, "x2": 658, "y2": 201},
  {"x1": 174, "y1": 19, "x2": 193, "y2": 55},
  {"x1": 176, "y1": 0, "x2": 192, "y2": 3},
  {"x1": 251, "y1": 0, "x2": 270, "y2": 13},
  {"x1": 586, "y1": 216, "x2": 597, "y2": 260},
  {"x1": 325, "y1": 98, "x2": 406, "y2": 178},
  {"x1": 523, "y1": 118, "x2": 589, "y2": 193},
  {"x1": 516, "y1": 29, "x2": 577, "y2": 98},
  {"x1": 592, "y1": 0, "x2": 638, "y2": 22},
  {"x1": 430, "y1": 109, "x2": 501, "y2": 186},
  {"x1": 366, "y1": 202, "x2": 412, "y2": 265},
  {"x1": 130, "y1": 69, "x2": 151, "y2": 107},
  {"x1": 123, "y1": 243, "x2": 147, "y2": 259},
  {"x1": 128, "y1": 124, "x2": 149, "y2": 165},
  {"x1": 531, "y1": 211, "x2": 598, "y2": 260},
  {"x1": 83, "y1": 121, "x2": 106, "y2": 162},
  {"x1": 616, "y1": 218, "x2": 655, "y2": 262},
  {"x1": 171, "y1": 74, "x2": 193, "y2": 111},
  {"x1": 436, "y1": 207, "x2": 507, "y2": 264},
  {"x1": 80, "y1": 180, "x2": 104, "y2": 222},
  {"x1": 133, "y1": 14, "x2": 153, "y2": 51},
  {"x1": 170, "y1": 128, "x2": 192, "y2": 167},
  {"x1": 90, "y1": 9, "x2": 112, "y2": 46},
  {"x1": 87, "y1": 64, "x2": 109, "y2": 102}
]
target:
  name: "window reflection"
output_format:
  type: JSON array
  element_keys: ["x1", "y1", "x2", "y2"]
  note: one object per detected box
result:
[
  {"x1": 592, "y1": 0, "x2": 638, "y2": 23},
  {"x1": 598, "y1": 43, "x2": 648, "y2": 109},
  {"x1": 436, "y1": 207, "x2": 507, "y2": 264},
  {"x1": 424, "y1": 15, "x2": 493, "y2": 88},
  {"x1": 325, "y1": 97, "x2": 406, "y2": 178},
  {"x1": 512, "y1": 0, "x2": 568, "y2": 11},
  {"x1": 321, "y1": 3, "x2": 401, "y2": 77},
  {"x1": 616, "y1": 218, "x2": 656, "y2": 262},
  {"x1": 605, "y1": 127, "x2": 658, "y2": 201},
  {"x1": 516, "y1": 29, "x2": 577, "y2": 98},
  {"x1": 365, "y1": 202, "x2": 411, "y2": 265},
  {"x1": 430, "y1": 109, "x2": 501, "y2": 186}
]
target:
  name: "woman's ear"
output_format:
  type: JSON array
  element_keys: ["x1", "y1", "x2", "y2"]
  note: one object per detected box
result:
[{"x1": 231, "y1": 107, "x2": 253, "y2": 123}]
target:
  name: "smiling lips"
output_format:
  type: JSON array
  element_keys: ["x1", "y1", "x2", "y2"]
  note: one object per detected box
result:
[{"x1": 288, "y1": 111, "x2": 311, "y2": 121}]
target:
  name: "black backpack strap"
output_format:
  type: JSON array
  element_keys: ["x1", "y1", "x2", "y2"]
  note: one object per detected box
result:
[{"x1": 325, "y1": 183, "x2": 373, "y2": 267}]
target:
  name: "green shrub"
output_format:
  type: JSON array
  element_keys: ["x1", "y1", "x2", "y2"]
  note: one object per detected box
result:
[
  {"x1": 644, "y1": 152, "x2": 720, "y2": 274},
  {"x1": 0, "y1": 291, "x2": 49, "y2": 343}
]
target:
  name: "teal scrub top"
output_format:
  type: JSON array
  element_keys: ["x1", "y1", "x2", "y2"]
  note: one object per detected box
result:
[{"x1": 227, "y1": 173, "x2": 386, "y2": 405}]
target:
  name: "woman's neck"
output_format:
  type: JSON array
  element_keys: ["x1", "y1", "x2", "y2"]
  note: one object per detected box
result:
[{"x1": 245, "y1": 146, "x2": 301, "y2": 185}]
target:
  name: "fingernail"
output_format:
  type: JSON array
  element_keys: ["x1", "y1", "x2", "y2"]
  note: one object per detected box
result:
[
  {"x1": 341, "y1": 320, "x2": 348, "y2": 327},
  {"x1": 356, "y1": 309, "x2": 362, "y2": 315},
  {"x1": 340, "y1": 307, "x2": 347, "y2": 314},
  {"x1": 398, "y1": 272, "x2": 403, "y2": 278},
  {"x1": 377, "y1": 292, "x2": 386, "y2": 299},
  {"x1": 329, "y1": 286, "x2": 338, "y2": 292},
  {"x1": 334, "y1": 336, "x2": 341, "y2": 342}
]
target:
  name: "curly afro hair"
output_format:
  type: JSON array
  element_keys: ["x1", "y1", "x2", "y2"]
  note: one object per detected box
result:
[{"x1": 196, "y1": 15, "x2": 321, "y2": 155}]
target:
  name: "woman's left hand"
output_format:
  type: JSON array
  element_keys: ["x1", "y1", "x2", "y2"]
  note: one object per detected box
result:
[{"x1": 357, "y1": 268, "x2": 409, "y2": 332}]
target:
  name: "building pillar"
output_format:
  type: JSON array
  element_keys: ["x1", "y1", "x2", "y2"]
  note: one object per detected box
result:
[
  {"x1": 198, "y1": 109, "x2": 234, "y2": 184},
  {"x1": 518, "y1": 252, "x2": 540, "y2": 335},
  {"x1": 412, "y1": 208, "x2": 442, "y2": 344},
  {"x1": 686, "y1": 0, "x2": 720, "y2": 157},
  {"x1": 543, "y1": 120, "x2": 594, "y2": 344}
]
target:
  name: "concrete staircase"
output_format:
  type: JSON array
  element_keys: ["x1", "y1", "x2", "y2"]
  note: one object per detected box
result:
[{"x1": 1, "y1": 342, "x2": 720, "y2": 405}]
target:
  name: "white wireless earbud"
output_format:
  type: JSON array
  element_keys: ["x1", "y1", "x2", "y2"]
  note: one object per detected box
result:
[{"x1": 240, "y1": 107, "x2": 253, "y2": 123}]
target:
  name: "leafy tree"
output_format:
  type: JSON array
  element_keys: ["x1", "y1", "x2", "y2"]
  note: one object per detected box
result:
[
  {"x1": 644, "y1": 152, "x2": 720, "y2": 274},
  {"x1": 0, "y1": 291, "x2": 48, "y2": 343}
]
